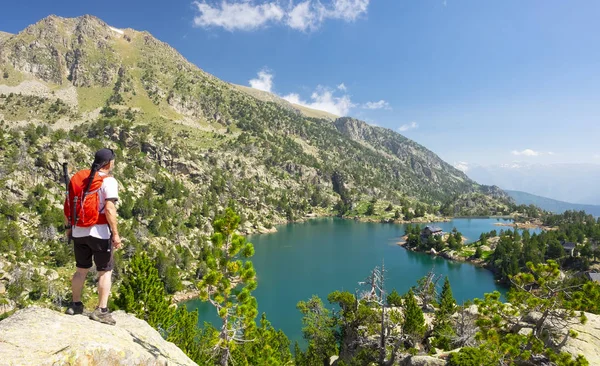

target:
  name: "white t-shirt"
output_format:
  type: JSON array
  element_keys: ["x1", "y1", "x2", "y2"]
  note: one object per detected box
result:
[{"x1": 72, "y1": 172, "x2": 119, "y2": 240}]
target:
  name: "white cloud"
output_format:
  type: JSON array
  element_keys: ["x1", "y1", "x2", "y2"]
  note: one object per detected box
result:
[
  {"x1": 398, "y1": 121, "x2": 418, "y2": 132},
  {"x1": 363, "y1": 100, "x2": 390, "y2": 110},
  {"x1": 594, "y1": 154, "x2": 600, "y2": 159},
  {"x1": 454, "y1": 161, "x2": 469, "y2": 172},
  {"x1": 329, "y1": 0, "x2": 369, "y2": 21},
  {"x1": 287, "y1": 1, "x2": 324, "y2": 31},
  {"x1": 511, "y1": 149, "x2": 541, "y2": 157},
  {"x1": 283, "y1": 86, "x2": 355, "y2": 116},
  {"x1": 193, "y1": 0, "x2": 370, "y2": 32},
  {"x1": 193, "y1": 1, "x2": 285, "y2": 31},
  {"x1": 248, "y1": 68, "x2": 381, "y2": 116},
  {"x1": 249, "y1": 69, "x2": 274, "y2": 92}
]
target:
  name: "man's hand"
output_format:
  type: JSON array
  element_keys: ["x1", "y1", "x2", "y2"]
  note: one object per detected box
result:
[{"x1": 112, "y1": 234, "x2": 122, "y2": 250}]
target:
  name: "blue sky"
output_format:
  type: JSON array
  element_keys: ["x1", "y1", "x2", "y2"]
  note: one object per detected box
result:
[{"x1": 1, "y1": 0, "x2": 599, "y2": 167}]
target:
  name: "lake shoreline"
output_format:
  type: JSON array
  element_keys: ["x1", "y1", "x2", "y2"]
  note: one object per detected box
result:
[
  {"x1": 397, "y1": 239, "x2": 486, "y2": 268},
  {"x1": 187, "y1": 218, "x2": 508, "y2": 344}
]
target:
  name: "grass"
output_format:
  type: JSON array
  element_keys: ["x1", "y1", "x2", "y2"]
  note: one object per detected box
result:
[
  {"x1": 459, "y1": 248, "x2": 476, "y2": 258},
  {"x1": 481, "y1": 251, "x2": 494, "y2": 260},
  {"x1": 0, "y1": 65, "x2": 26, "y2": 87},
  {"x1": 112, "y1": 35, "x2": 140, "y2": 67},
  {"x1": 77, "y1": 87, "x2": 112, "y2": 112}
]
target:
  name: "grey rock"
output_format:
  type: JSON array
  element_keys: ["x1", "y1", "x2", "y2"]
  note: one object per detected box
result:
[
  {"x1": 559, "y1": 311, "x2": 600, "y2": 365},
  {"x1": 45, "y1": 269, "x2": 59, "y2": 282},
  {"x1": 401, "y1": 355, "x2": 446, "y2": 366},
  {"x1": 0, "y1": 306, "x2": 196, "y2": 366},
  {"x1": 0, "y1": 299, "x2": 15, "y2": 316}
]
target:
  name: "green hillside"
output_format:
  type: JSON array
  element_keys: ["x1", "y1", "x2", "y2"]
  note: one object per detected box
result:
[{"x1": 0, "y1": 14, "x2": 513, "y2": 214}]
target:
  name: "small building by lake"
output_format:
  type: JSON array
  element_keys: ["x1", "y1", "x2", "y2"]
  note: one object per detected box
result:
[
  {"x1": 587, "y1": 272, "x2": 600, "y2": 284},
  {"x1": 422, "y1": 226, "x2": 445, "y2": 238},
  {"x1": 560, "y1": 241, "x2": 578, "y2": 257}
]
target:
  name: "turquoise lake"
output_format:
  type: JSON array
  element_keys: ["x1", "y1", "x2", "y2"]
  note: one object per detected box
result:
[{"x1": 186, "y1": 217, "x2": 538, "y2": 345}]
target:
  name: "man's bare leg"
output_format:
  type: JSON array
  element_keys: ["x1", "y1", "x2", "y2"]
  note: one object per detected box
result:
[
  {"x1": 71, "y1": 267, "x2": 89, "y2": 302},
  {"x1": 97, "y1": 270, "x2": 112, "y2": 308}
]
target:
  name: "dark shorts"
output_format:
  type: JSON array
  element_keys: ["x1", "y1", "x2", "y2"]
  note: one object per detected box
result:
[{"x1": 73, "y1": 236, "x2": 114, "y2": 271}]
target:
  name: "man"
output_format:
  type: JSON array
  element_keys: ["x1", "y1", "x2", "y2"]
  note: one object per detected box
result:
[{"x1": 65, "y1": 148, "x2": 122, "y2": 325}]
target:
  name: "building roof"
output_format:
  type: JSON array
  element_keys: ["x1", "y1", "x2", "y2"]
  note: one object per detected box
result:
[
  {"x1": 423, "y1": 226, "x2": 443, "y2": 232},
  {"x1": 561, "y1": 241, "x2": 577, "y2": 250},
  {"x1": 588, "y1": 273, "x2": 600, "y2": 283}
]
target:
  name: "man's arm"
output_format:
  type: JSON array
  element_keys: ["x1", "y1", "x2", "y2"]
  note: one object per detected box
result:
[{"x1": 105, "y1": 199, "x2": 121, "y2": 249}]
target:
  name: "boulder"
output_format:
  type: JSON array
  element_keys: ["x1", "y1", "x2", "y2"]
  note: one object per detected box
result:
[
  {"x1": 0, "y1": 299, "x2": 15, "y2": 316},
  {"x1": 401, "y1": 355, "x2": 446, "y2": 366},
  {"x1": 329, "y1": 355, "x2": 339, "y2": 365},
  {"x1": 45, "y1": 269, "x2": 59, "y2": 282},
  {"x1": 0, "y1": 306, "x2": 196, "y2": 366},
  {"x1": 562, "y1": 311, "x2": 600, "y2": 365},
  {"x1": 0, "y1": 282, "x2": 5, "y2": 294}
]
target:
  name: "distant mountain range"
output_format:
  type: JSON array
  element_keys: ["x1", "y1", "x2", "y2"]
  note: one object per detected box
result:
[
  {"x1": 506, "y1": 190, "x2": 600, "y2": 217},
  {"x1": 462, "y1": 163, "x2": 600, "y2": 205}
]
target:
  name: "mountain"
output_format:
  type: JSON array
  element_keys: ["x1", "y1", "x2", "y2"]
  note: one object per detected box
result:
[
  {"x1": 0, "y1": 32, "x2": 12, "y2": 42},
  {"x1": 464, "y1": 163, "x2": 600, "y2": 205},
  {"x1": 506, "y1": 190, "x2": 600, "y2": 217},
  {"x1": 0, "y1": 14, "x2": 510, "y2": 216}
]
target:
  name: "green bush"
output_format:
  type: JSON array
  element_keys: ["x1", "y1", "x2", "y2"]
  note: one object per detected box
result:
[{"x1": 447, "y1": 347, "x2": 496, "y2": 366}]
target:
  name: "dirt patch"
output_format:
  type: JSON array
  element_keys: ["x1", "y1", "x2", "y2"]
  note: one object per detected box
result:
[{"x1": 0, "y1": 81, "x2": 79, "y2": 107}]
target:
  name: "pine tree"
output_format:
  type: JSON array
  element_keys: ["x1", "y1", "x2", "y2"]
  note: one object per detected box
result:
[
  {"x1": 432, "y1": 277, "x2": 456, "y2": 350},
  {"x1": 296, "y1": 295, "x2": 337, "y2": 366},
  {"x1": 234, "y1": 313, "x2": 292, "y2": 366},
  {"x1": 438, "y1": 277, "x2": 456, "y2": 316},
  {"x1": 197, "y1": 208, "x2": 258, "y2": 366},
  {"x1": 115, "y1": 252, "x2": 174, "y2": 330},
  {"x1": 167, "y1": 306, "x2": 201, "y2": 360},
  {"x1": 474, "y1": 246, "x2": 483, "y2": 259},
  {"x1": 387, "y1": 289, "x2": 402, "y2": 307},
  {"x1": 403, "y1": 288, "x2": 425, "y2": 343}
]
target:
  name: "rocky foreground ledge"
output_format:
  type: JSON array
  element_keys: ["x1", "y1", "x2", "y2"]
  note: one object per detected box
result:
[{"x1": 0, "y1": 306, "x2": 196, "y2": 366}]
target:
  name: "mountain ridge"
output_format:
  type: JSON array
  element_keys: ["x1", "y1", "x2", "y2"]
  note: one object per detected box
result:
[
  {"x1": 464, "y1": 162, "x2": 600, "y2": 205},
  {"x1": 506, "y1": 190, "x2": 600, "y2": 217},
  {"x1": 0, "y1": 14, "x2": 513, "y2": 215}
]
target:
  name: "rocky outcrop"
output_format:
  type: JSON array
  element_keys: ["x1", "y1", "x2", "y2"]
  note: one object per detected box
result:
[
  {"x1": 0, "y1": 306, "x2": 196, "y2": 366},
  {"x1": 561, "y1": 311, "x2": 600, "y2": 365},
  {"x1": 333, "y1": 117, "x2": 375, "y2": 142},
  {"x1": 400, "y1": 355, "x2": 446, "y2": 366},
  {"x1": 0, "y1": 31, "x2": 12, "y2": 43}
]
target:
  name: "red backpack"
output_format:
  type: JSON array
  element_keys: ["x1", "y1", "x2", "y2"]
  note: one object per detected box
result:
[{"x1": 64, "y1": 169, "x2": 108, "y2": 227}]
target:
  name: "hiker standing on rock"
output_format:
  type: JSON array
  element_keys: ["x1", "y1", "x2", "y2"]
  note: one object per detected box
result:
[{"x1": 64, "y1": 148, "x2": 122, "y2": 325}]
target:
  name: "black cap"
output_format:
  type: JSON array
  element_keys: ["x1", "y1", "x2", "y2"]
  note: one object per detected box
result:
[{"x1": 93, "y1": 148, "x2": 115, "y2": 167}]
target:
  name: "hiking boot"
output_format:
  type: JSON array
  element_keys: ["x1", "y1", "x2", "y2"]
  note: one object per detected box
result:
[
  {"x1": 90, "y1": 307, "x2": 116, "y2": 325},
  {"x1": 65, "y1": 302, "x2": 84, "y2": 315}
]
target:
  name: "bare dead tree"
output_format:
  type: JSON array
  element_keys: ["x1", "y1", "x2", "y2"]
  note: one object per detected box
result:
[
  {"x1": 356, "y1": 261, "x2": 406, "y2": 366},
  {"x1": 415, "y1": 268, "x2": 442, "y2": 310},
  {"x1": 452, "y1": 302, "x2": 479, "y2": 348}
]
